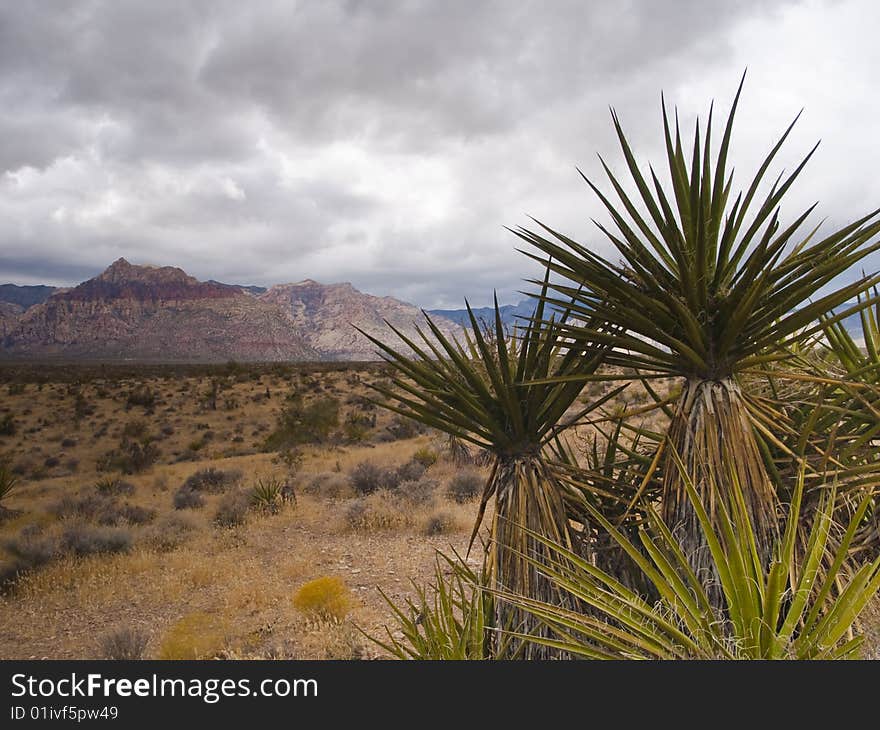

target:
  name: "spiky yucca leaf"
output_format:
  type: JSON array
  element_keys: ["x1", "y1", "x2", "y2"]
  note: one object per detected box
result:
[{"x1": 495, "y1": 454, "x2": 880, "y2": 659}]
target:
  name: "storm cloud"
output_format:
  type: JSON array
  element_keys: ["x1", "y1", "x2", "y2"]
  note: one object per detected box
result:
[{"x1": 1, "y1": 0, "x2": 878, "y2": 306}]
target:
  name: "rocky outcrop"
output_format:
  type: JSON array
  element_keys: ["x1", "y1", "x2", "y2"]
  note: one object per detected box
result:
[
  {"x1": 259, "y1": 280, "x2": 463, "y2": 360},
  {"x1": 0, "y1": 302, "x2": 22, "y2": 339}
]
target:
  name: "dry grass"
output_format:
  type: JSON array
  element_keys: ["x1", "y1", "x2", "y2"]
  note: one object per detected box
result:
[{"x1": 0, "y1": 364, "x2": 490, "y2": 659}]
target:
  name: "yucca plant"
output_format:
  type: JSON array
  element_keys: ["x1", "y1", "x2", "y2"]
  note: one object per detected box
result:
[
  {"x1": 0, "y1": 458, "x2": 18, "y2": 514},
  {"x1": 250, "y1": 476, "x2": 285, "y2": 514},
  {"x1": 360, "y1": 275, "x2": 618, "y2": 657},
  {"x1": 514, "y1": 74, "x2": 880, "y2": 584},
  {"x1": 367, "y1": 551, "x2": 491, "y2": 660},
  {"x1": 494, "y1": 453, "x2": 880, "y2": 659}
]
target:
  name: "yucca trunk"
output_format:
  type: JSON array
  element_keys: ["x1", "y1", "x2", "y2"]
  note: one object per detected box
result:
[
  {"x1": 662, "y1": 378, "x2": 779, "y2": 599},
  {"x1": 488, "y1": 454, "x2": 576, "y2": 659}
]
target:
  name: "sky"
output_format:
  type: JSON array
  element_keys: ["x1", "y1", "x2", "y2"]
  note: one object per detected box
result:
[{"x1": 1, "y1": 0, "x2": 878, "y2": 308}]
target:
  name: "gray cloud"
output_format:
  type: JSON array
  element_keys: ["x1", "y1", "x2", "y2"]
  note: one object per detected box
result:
[{"x1": 0, "y1": 0, "x2": 877, "y2": 307}]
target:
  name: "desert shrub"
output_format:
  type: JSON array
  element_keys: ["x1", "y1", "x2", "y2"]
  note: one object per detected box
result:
[
  {"x1": 173, "y1": 486, "x2": 204, "y2": 510},
  {"x1": 145, "y1": 515, "x2": 195, "y2": 551},
  {"x1": 98, "y1": 439, "x2": 160, "y2": 475},
  {"x1": 349, "y1": 462, "x2": 383, "y2": 495},
  {"x1": 44, "y1": 456, "x2": 60, "y2": 468},
  {"x1": 382, "y1": 417, "x2": 423, "y2": 441},
  {"x1": 158, "y1": 613, "x2": 227, "y2": 660},
  {"x1": 126, "y1": 385, "x2": 156, "y2": 409},
  {"x1": 264, "y1": 395, "x2": 340, "y2": 449},
  {"x1": 396, "y1": 459, "x2": 427, "y2": 483},
  {"x1": 160, "y1": 424, "x2": 175, "y2": 437},
  {"x1": 50, "y1": 492, "x2": 116, "y2": 522},
  {"x1": 447, "y1": 471, "x2": 482, "y2": 503},
  {"x1": 304, "y1": 472, "x2": 352, "y2": 499},
  {"x1": 293, "y1": 576, "x2": 352, "y2": 623},
  {"x1": 74, "y1": 392, "x2": 95, "y2": 419},
  {"x1": 396, "y1": 477, "x2": 439, "y2": 505},
  {"x1": 342, "y1": 412, "x2": 374, "y2": 443},
  {"x1": 424, "y1": 511, "x2": 456, "y2": 535},
  {"x1": 3, "y1": 527, "x2": 60, "y2": 570},
  {"x1": 214, "y1": 490, "x2": 250, "y2": 527},
  {"x1": 412, "y1": 447, "x2": 438, "y2": 468},
  {"x1": 61, "y1": 438, "x2": 77, "y2": 448},
  {"x1": 113, "y1": 504, "x2": 156, "y2": 526},
  {"x1": 95, "y1": 476, "x2": 136, "y2": 497},
  {"x1": 7, "y1": 383, "x2": 25, "y2": 396},
  {"x1": 100, "y1": 627, "x2": 149, "y2": 660},
  {"x1": 182, "y1": 468, "x2": 241, "y2": 494},
  {"x1": 60, "y1": 524, "x2": 132, "y2": 556},
  {"x1": 0, "y1": 414, "x2": 16, "y2": 437},
  {"x1": 344, "y1": 493, "x2": 410, "y2": 532},
  {"x1": 122, "y1": 420, "x2": 149, "y2": 440},
  {"x1": 348, "y1": 461, "x2": 399, "y2": 495}
]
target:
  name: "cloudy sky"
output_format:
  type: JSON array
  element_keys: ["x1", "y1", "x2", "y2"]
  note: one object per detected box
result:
[{"x1": 1, "y1": 0, "x2": 878, "y2": 308}]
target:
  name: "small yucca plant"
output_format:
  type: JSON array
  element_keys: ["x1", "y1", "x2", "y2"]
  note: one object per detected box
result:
[
  {"x1": 0, "y1": 459, "x2": 18, "y2": 510},
  {"x1": 250, "y1": 476, "x2": 284, "y2": 514},
  {"x1": 515, "y1": 74, "x2": 880, "y2": 585},
  {"x1": 367, "y1": 552, "x2": 491, "y2": 660},
  {"x1": 495, "y1": 453, "x2": 880, "y2": 659},
  {"x1": 361, "y1": 272, "x2": 617, "y2": 657}
]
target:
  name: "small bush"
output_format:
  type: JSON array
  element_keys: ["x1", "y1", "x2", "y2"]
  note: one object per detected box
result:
[
  {"x1": 145, "y1": 515, "x2": 194, "y2": 551},
  {"x1": 0, "y1": 414, "x2": 16, "y2": 437},
  {"x1": 264, "y1": 395, "x2": 340, "y2": 449},
  {"x1": 114, "y1": 504, "x2": 156, "y2": 526},
  {"x1": 447, "y1": 471, "x2": 482, "y2": 503},
  {"x1": 349, "y1": 462, "x2": 382, "y2": 495},
  {"x1": 412, "y1": 447, "x2": 438, "y2": 468},
  {"x1": 126, "y1": 385, "x2": 156, "y2": 409},
  {"x1": 293, "y1": 576, "x2": 352, "y2": 623},
  {"x1": 98, "y1": 439, "x2": 160, "y2": 475},
  {"x1": 122, "y1": 420, "x2": 149, "y2": 440},
  {"x1": 61, "y1": 438, "x2": 77, "y2": 448},
  {"x1": 3, "y1": 527, "x2": 60, "y2": 570},
  {"x1": 95, "y1": 476, "x2": 136, "y2": 497},
  {"x1": 50, "y1": 492, "x2": 114, "y2": 522},
  {"x1": 304, "y1": 472, "x2": 352, "y2": 499},
  {"x1": 100, "y1": 627, "x2": 149, "y2": 660},
  {"x1": 214, "y1": 490, "x2": 250, "y2": 527},
  {"x1": 158, "y1": 613, "x2": 227, "y2": 660},
  {"x1": 173, "y1": 486, "x2": 204, "y2": 510},
  {"x1": 396, "y1": 459, "x2": 427, "y2": 483},
  {"x1": 424, "y1": 511, "x2": 456, "y2": 535},
  {"x1": 182, "y1": 468, "x2": 241, "y2": 494},
  {"x1": 60, "y1": 524, "x2": 132, "y2": 556},
  {"x1": 342, "y1": 412, "x2": 374, "y2": 443},
  {"x1": 344, "y1": 493, "x2": 410, "y2": 532},
  {"x1": 348, "y1": 461, "x2": 398, "y2": 495},
  {"x1": 397, "y1": 477, "x2": 439, "y2": 505}
]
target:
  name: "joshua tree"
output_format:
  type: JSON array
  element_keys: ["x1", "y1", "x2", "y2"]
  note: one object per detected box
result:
[{"x1": 514, "y1": 75, "x2": 880, "y2": 585}]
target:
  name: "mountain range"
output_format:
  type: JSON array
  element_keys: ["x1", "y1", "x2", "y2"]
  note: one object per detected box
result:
[
  {"x1": 1, "y1": 260, "x2": 868, "y2": 363},
  {"x1": 0, "y1": 259, "x2": 462, "y2": 362}
]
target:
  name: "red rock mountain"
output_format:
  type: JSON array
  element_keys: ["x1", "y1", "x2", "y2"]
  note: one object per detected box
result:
[
  {"x1": 2, "y1": 259, "x2": 318, "y2": 362},
  {"x1": 0, "y1": 259, "x2": 463, "y2": 362},
  {"x1": 259, "y1": 280, "x2": 462, "y2": 360}
]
